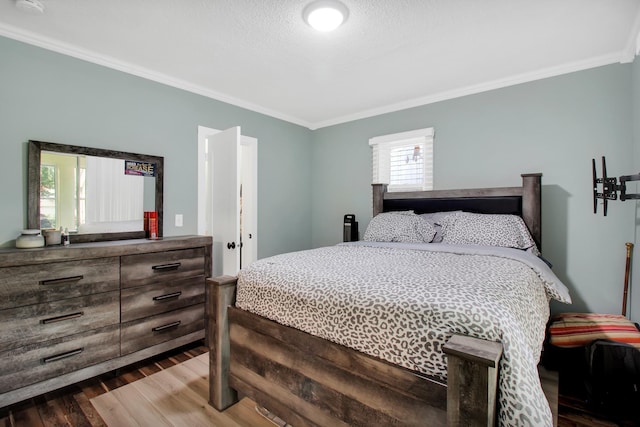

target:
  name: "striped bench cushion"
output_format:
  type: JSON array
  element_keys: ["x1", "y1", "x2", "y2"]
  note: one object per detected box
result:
[{"x1": 549, "y1": 313, "x2": 640, "y2": 349}]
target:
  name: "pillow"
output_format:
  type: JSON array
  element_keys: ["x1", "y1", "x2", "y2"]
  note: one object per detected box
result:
[
  {"x1": 420, "y1": 211, "x2": 461, "y2": 243},
  {"x1": 549, "y1": 313, "x2": 640, "y2": 349},
  {"x1": 363, "y1": 211, "x2": 436, "y2": 243},
  {"x1": 440, "y1": 211, "x2": 538, "y2": 252}
]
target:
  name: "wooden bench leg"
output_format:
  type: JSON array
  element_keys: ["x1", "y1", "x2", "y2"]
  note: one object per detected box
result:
[
  {"x1": 206, "y1": 275, "x2": 239, "y2": 410},
  {"x1": 443, "y1": 334, "x2": 503, "y2": 427}
]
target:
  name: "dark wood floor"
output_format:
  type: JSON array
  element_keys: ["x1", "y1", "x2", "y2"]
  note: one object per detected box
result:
[
  {"x1": 556, "y1": 370, "x2": 640, "y2": 427},
  {"x1": 0, "y1": 342, "x2": 208, "y2": 427},
  {"x1": 0, "y1": 340, "x2": 638, "y2": 426}
]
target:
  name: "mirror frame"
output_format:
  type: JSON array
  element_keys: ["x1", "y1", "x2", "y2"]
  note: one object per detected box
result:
[{"x1": 28, "y1": 140, "x2": 164, "y2": 243}]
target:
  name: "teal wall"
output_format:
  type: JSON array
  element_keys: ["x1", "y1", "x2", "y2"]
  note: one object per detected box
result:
[
  {"x1": 311, "y1": 64, "x2": 637, "y2": 320},
  {"x1": 2, "y1": 34, "x2": 638, "y2": 321},
  {"x1": 0, "y1": 36, "x2": 313, "y2": 258}
]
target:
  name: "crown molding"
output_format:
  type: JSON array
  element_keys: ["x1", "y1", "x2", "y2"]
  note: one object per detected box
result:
[
  {"x1": 310, "y1": 53, "x2": 623, "y2": 130},
  {"x1": 0, "y1": 23, "x2": 313, "y2": 129},
  {"x1": 620, "y1": 6, "x2": 640, "y2": 63}
]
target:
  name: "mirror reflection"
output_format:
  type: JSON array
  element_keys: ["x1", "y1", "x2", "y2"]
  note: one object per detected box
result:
[
  {"x1": 28, "y1": 140, "x2": 164, "y2": 243},
  {"x1": 39, "y1": 152, "x2": 156, "y2": 233}
]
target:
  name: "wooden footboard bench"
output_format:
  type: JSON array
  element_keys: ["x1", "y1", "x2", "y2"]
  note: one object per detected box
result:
[{"x1": 206, "y1": 275, "x2": 503, "y2": 426}]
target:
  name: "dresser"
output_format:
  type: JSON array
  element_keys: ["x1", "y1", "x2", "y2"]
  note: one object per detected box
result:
[{"x1": 0, "y1": 235, "x2": 212, "y2": 408}]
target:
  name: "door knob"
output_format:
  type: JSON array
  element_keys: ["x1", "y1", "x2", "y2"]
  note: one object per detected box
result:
[{"x1": 227, "y1": 242, "x2": 236, "y2": 249}]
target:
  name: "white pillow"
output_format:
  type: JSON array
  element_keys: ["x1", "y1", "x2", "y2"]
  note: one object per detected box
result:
[{"x1": 364, "y1": 211, "x2": 436, "y2": 243}]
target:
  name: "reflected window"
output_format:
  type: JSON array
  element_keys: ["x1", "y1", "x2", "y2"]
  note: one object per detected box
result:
[
  {"x1": 40, "y1": 164, "x2": 57, "y2": 229},
  {"x1": 39, "y1": 152, "x2": 148, "y2": 233},
  {"x1": 78, "y1": 166, "x2": 86, "y2": 227}
]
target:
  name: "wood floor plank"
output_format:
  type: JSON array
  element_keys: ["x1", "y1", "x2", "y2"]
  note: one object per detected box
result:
[
  {"x1": 128, "y1": 364, "x2": 244, "y2": 427},
  {"x1": 76, "y1": 379, "x2": 108, "y2": 400},
  {"x1": 153, "y1": 358, "x2": 179, "y2": 371},
  {"x1": 558, "y1": 410, "x2": 619, "y2": 427},
  {"x1": 178, "y1": 360, "x2": 209, "y2": 385},
  {"x1": 91, "y1": 390, "x2": 148, "y2": 427},
  {"x1": 191, "y1": 352, "x2": 209, "y2": 367},
  {"x1": 36, "y1": 395, "x2": 70, "y2": 427},
  {"x1": 57, "y1": 393, "x2": 92, "y2": 427},
  {"x1": 99, "y1": 372, "x2": 130, "y2": 393},
  {"x1": 176, "y1": 353, "x2": 208, "y2": 374},
  {"x1": 94, "y1": 351, "x2": 275, "y2": 427},
  {"x1": 88, "y1": 392, "x2": 135, "y2": 427},
  {"x1": 185, "y1": 346, "x2": 207, "y2": 358},
  {"x1": 136, "y1": 362, "x2": 163, "y2": 378},
  {"x1": 118, "y1": 371, "x2": 146, "y2": 385},
  {"x1": 6, "y1": 402, "x2": 44, "y2": 427},
  {"x1": 160, "y1": 361, "x2": 209, "y2": 399},
  {"x1": 167, "y1": 352, "x2": 191, "y2": 364},
  {"x1": 72, "y1": 391, "x2": 106, "y2": 427},
  {"x1": 108, "y1": 384, "x2": 178, "y2": 427}
]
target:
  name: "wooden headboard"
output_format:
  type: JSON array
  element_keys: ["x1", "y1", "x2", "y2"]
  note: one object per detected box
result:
[{"x1": 372, "y1": 173, "x2": 542, "y2": 249}]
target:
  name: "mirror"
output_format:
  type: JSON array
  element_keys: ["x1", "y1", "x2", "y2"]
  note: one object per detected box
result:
[{"x1": 28, "y1": 140, "x2": 164, "y2": 243}]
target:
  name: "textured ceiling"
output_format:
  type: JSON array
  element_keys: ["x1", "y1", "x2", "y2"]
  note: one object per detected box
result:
[{"x1": 0, "y1": 0, "x2": 639, "y2": 129}]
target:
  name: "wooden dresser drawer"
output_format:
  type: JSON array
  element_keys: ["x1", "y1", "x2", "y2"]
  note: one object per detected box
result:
[
  {"x1": 121, "y1": 304, "x2": 204, "y2": 355},
  {"x1": 0, "y1": 257, "x2": 119, "y2": 310},
  {"x1": 0, "y1": 291, "x2": 120, "y2": 352},
  {"x1": 121, "y1": 276, "x2": 205, "y2": 323},
  {"x1": 0, "y1": 324, "x2": 120, "y2": 393},
  {"x1": 121, "y1": 248, "x2": 205, "y2": 289}
]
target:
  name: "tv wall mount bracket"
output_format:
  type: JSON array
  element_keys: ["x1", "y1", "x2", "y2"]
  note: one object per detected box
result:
[{"x1": 593, "y1": 156, "x2": 640, "y2": 216}]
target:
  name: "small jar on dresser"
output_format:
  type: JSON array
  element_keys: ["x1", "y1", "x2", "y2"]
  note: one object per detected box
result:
[{"x1": 0, "y1": 235, "x2": 212, "y2": 409}]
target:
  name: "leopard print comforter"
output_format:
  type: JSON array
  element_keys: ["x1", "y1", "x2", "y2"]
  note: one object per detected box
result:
[{"x1": 236, "y1": 242, "x2": 570, "y2": 426}]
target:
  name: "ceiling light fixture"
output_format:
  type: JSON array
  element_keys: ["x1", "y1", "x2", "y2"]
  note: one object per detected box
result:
[
  {"x1": 15, "y1": 0, "x2": 45, "y2": 15},
  {"x1": 303, "y1": 0, "x2": 348, "y2": 32}
]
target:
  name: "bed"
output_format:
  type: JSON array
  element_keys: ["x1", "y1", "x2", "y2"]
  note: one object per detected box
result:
[{"x1": 206, "y1": 173, "x2": 571, "y2": 426}]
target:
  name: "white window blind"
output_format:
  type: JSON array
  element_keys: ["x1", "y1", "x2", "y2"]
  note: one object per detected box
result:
[{"x1": 369, "y1": 127, "x2": 434, "y2": 192}]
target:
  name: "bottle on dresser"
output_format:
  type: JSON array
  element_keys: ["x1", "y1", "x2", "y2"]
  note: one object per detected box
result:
[{"x1": 62, "y1": 227, "x2": 70, "y2": 246}]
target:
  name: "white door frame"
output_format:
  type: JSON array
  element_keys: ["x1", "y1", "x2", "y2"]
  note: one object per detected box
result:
[{"x1": 197, "y1": 125, "x2": 258, "y2": 274}]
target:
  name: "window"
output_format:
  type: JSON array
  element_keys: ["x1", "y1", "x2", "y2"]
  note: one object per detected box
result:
[{"x1": 369, "y1": 127, "x2": 434, "y2": 192}]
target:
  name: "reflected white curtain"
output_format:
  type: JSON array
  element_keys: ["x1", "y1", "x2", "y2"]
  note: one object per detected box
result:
[{"x1": 85, "y1": 157, "x2": 143, "y2": 224}]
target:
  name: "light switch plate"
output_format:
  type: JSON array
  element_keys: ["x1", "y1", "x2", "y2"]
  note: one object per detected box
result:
[{"x1": 175, "y1": 214, "x2": 183, "y2": 227}]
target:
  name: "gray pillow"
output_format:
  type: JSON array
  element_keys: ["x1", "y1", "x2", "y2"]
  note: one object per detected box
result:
[
  {"x1": 420, "y1": 211, "x2": 461, "y2": 243},
  {"x1": 440, "y1": 211, "x2": 538, "y2": 252},
  {"x1": 364, "y1": 211, "x2": 436, "y2": 243}
]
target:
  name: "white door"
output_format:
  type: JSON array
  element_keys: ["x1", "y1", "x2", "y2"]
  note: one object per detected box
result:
[
  {"x1": 198, "y1": 126, "x2": 258, "y2": 277},
  {"x1": 204, "y1": 126, "x2": 241, "y2": 276},
  {"x1": 240, "y1": 138, "x2": 258, "y2": 269}
]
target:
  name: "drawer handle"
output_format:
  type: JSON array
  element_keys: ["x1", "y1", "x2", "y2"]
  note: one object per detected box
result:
[
  {"x1": 41, "y1": 311, "x2": 84, "y2": 324},
  {"x1": 152, "y1": 291, "x2": 182, "y2": 302},
  {"x1": 42, "y1": 348, "x2": 84, "y2": 364},
  {"x1": 152, "y1": 321, "x2": 181, "y2": 332},
  {"x1": 152, "y1": 263, "x2": 181, "y2": 271},
  {"x1": 40, "y1": 275, "x2": 84, "y2": 286}
]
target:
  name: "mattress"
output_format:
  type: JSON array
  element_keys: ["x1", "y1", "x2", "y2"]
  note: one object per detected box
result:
[{"x1": 236, "y1": 241, "x2": 570, "y2": 426}]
